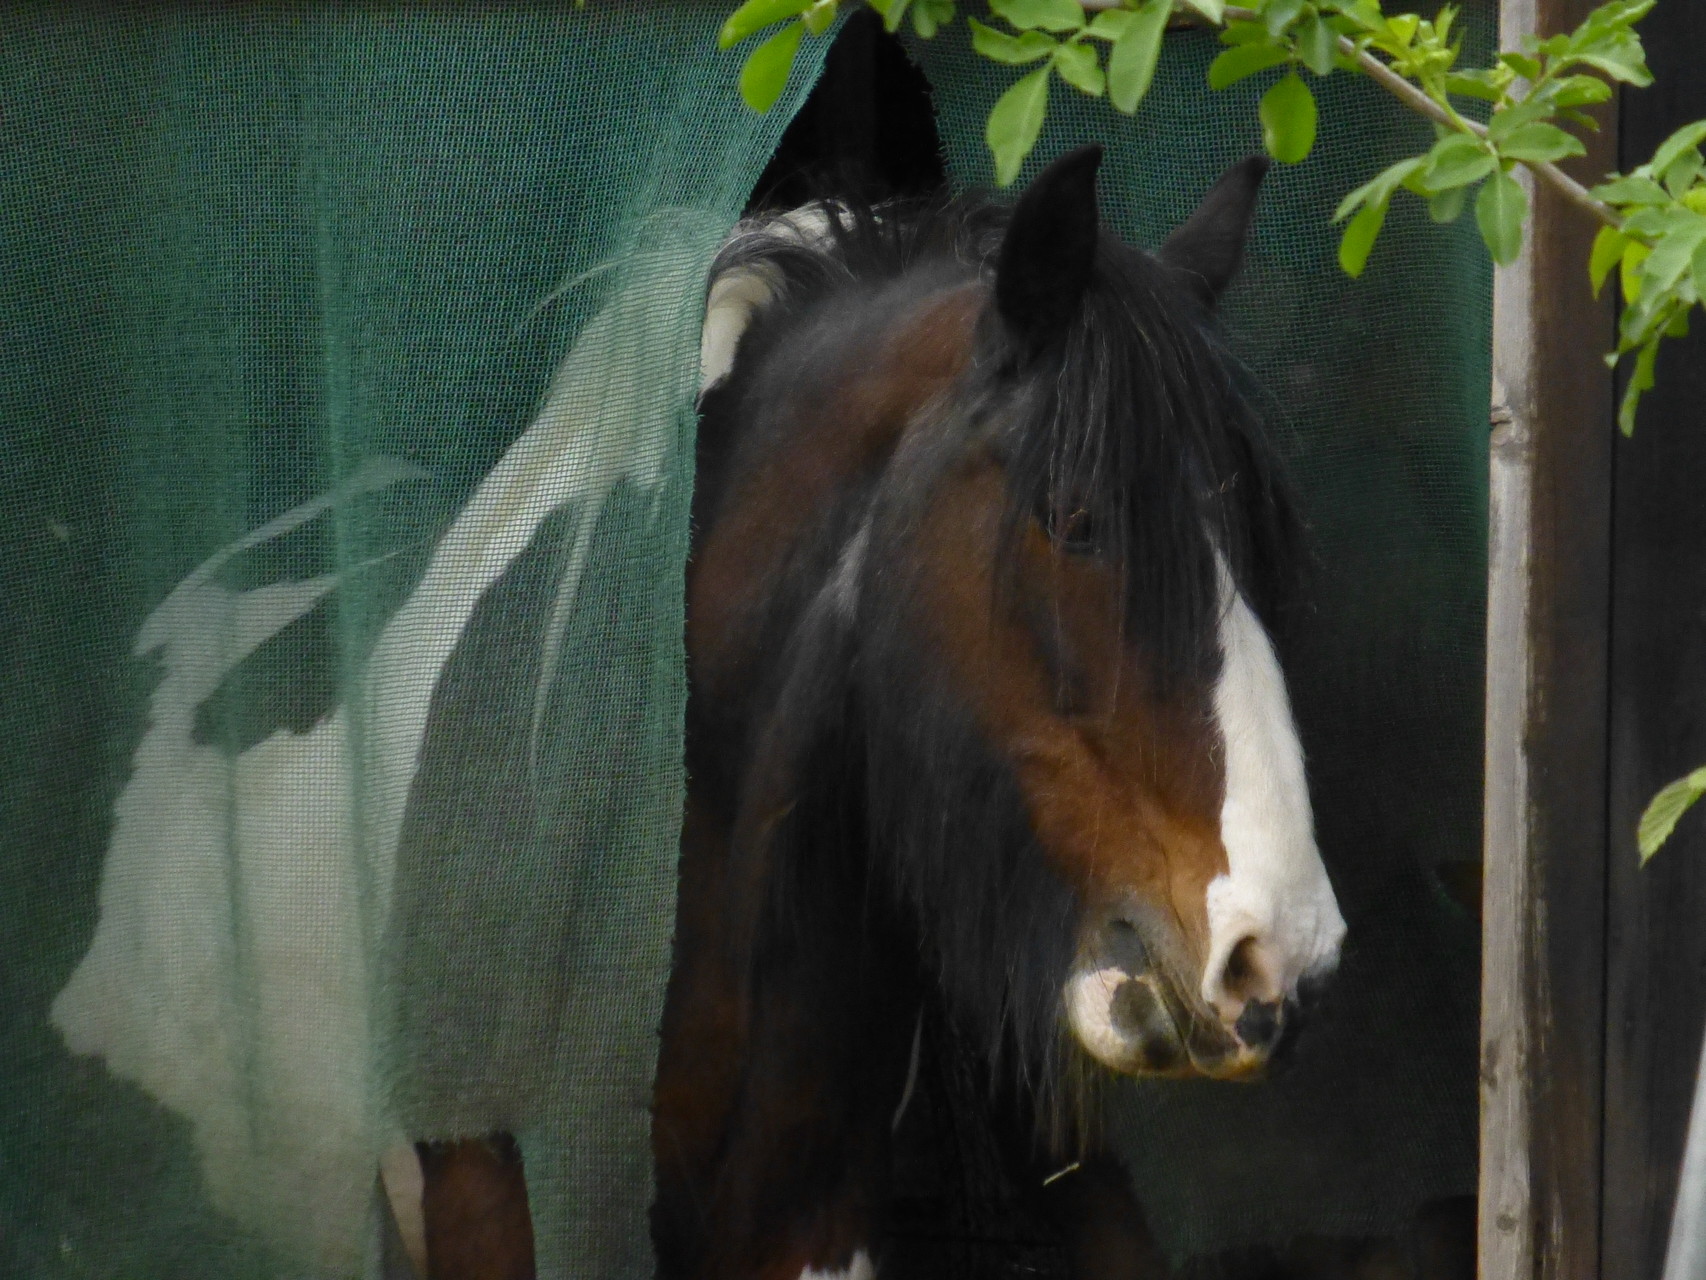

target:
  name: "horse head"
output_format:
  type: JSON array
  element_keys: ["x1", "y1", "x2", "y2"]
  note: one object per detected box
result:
[{"x1": 843, "y1": 147, "x2": 1346, "y2": 1096}]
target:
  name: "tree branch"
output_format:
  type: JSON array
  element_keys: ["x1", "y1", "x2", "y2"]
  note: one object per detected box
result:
[{"x1": 1075, "y1": 0, "x2": 1621, "y2": 228}]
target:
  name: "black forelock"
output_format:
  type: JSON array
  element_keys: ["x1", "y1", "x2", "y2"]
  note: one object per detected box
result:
[{"x1": 980, "y1": 231, "x2": 1299, "y2": 689}]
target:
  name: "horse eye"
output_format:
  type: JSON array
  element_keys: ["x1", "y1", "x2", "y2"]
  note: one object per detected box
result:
[{"x1": 1038, "y1": 500, "x2": 1099, "y2": 554}]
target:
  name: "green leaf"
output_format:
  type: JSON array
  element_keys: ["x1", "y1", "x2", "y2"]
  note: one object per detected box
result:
[
  {"x1": 719, "y1": 0, "x2": 812, "y2": 48},
  {"x1": 1650, "y1": 121, "x2": 1706, "y2": 180},
  {"x1": 870, "y1": 0, "x2": 913, "y2": 32},
  {"x1": 1618, "y1": 334, "x2": 1660, "y2": 435},
  {"x1": 1621, "y1": 240, "x2": 1651, "y2": 305},
  {"x1": 1207, "y1": 42, "x2": 1290, "y2": 89},
  {"x1": 989, "y1": 0, "x2": 1085, "y2": 33},
  {"x1": 1637, "y1": 215, "x2": 1706, "y2": 294},
  {"x1": 1219, "y1": 19, "x2": 1275, "y2": 45},
  {"x1": 1262, "y1": 0, "x2": 1304, "y2": 36},
  {"x1": 1336, "y1": 0, "x2": 1383, "y2": 31},
  {"x1": 1421, "y1": 134, "x2": 1497, "y2": 191},
  {"x1": 970, "y1": 18, "x2": 1057, "y2": 63},
  {"x1": 1428, "y1": 183, "x2": 1468, "y2": 223},
  {"x1": 1052, "y1": 39, "x2": 1106, "y2": 95},
  {"x1": 1664, "y1": 149, "x2": 1705, "y2": 199},
  {"x1": 1487, "y1": 98, "x2": 1551, "y2": 144},
  {"x1": 1084, "y1": 8, "x2": 1132, "y2": 38},
  {"x1": 1332, "y1": 156, "x2": 1425, "y2": 222},
  {"x1": 1384, "y1": 13, "x2": 1419, "y2": 45},
  {"x1": 738, "y1": 20, "x2": 805, "y2": 111},
  {"x1": 911, "y1": 0, "x2": 954, "y2": 38},
  {"x1": 1592, "y1": 174, "x2": 1670, "y2": 206},
  {"x1": 1261, "y1": 72, "x2": 1317, "y2": 165},
  {"x1": 1444, "y1": 72, "x2": 1503, "y2": 102},
  {"x1": 1589, "y1": 225, "x2": 1629, "y2": 297},
  {"x1": 1107, "y1": 0, "x2": 1171, "y2": 113},
  {"x1": 1338, "y1": 198, "x2": 1388, "y2": 276},
  {"x1": 1496, "y1": 122, "x2": 1587, "y2": 165},
  {"x1": 801, "y1": 0, "x2": 839, "y2": 36},
  {"x1": 1182, "y1": 0, "x2": 1226, "y2": 22},
  {"x1": 1476, "y1": 168, "x2": 1528, "y2": 265},
  {"x1": 1575, "y1": 45, "x2": 1652, "y2": 88},
  {"x1": 1637, "y1": 767, "x2": 1706, "y2": 861},
  {"x1": 1297, "y1": 15, "x2": 1337, "y2": 76},
  {"x1": 1497, "y1": 50, "x2": 1541, "y2": 80},
  {"x1": 1550, "y1": 74, "x2": 1613, "y2": 107},
  {"x1": 1620, "y1": 295, "x2": 1660, "y2": 348},
  {"x1": 1622, "y1": 205, "x2": 1700, "y2": 240},
  {"x1": 986, "y1": 66, "x2": 1052, "y2": 186},
  {"x1": 1693, "y1": 237, "x2": 1706, "y2": 303}
]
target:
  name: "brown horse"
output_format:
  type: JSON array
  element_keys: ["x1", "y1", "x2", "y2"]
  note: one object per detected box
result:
[{"x1": 648, "y1": 145, "x2": 1346, "y2": 1280}]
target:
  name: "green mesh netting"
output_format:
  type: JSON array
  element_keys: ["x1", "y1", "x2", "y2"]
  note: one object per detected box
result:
[
  {"x1": 910, "y1": 18, "x2": 1488, "y2": 1262},
  {"x1": 1, "y1": 5, "x2": 1489, "y2": 1277},
  {"x1": 0, "y1": 6, "x2": 827, "y2": 1276}
]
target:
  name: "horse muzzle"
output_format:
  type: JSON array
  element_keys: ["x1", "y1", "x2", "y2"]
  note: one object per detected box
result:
[{"x1": 1061, "y1": 913, "x2": 1324, "y2": 1080}]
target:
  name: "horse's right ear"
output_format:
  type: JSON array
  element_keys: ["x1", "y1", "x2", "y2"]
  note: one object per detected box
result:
[
  {"x1": 996, "y1": 144, "x2": 1104, "y2": 350},
  {"x1": 1158, "y1": 155, "x2": 1270, "y2": 308}
]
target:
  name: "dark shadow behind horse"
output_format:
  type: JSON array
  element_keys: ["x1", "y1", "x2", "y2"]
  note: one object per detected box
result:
[{"x1": 650, "y1": 146, "x2": 1348, "y2": 1280}]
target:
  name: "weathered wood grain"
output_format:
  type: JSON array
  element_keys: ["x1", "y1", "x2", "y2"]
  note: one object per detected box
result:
[{"x1": 1480, "y1": 1, "x2": 1619, "y2": 1277}]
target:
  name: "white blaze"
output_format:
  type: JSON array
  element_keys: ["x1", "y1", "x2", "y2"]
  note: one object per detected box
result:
[{"x1": 1202, "y1": 562, "x2": 1346, "y2": 1019}]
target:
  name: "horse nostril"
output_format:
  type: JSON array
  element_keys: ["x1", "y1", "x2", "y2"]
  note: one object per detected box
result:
[
  {"x1": 1215, "y1": 934, "x2": 1278, "y2": 1011},
  {"x1": 1234, "y1": 997, "x2": 1283, "y2": 1051}
]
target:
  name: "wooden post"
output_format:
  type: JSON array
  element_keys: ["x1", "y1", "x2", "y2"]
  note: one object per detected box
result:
[{"x1": 1479, "y1": 0, "x2": 1619, "y2": 1276}]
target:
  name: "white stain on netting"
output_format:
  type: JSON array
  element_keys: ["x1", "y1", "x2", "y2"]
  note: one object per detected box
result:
[{"x1": 49, "y1": 224, "x2": 713, "y2": 1272}]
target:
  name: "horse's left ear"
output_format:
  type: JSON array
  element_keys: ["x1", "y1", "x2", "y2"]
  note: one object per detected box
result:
[
  {"x1": 996, "y1": 143, "x2": 1104, "y2": 349},
  {"x1": 1158, "y1": 155, "x2": 1270, "y2": 308}
]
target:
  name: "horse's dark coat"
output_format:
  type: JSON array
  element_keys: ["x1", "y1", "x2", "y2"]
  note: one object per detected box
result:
[{"x1": 652, "y1": 148, "x2": 1302, "y2": 1280}]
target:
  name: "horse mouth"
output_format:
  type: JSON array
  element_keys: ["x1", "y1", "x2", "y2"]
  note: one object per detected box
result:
[{"x1": 1062, "y1": 963, "x2": 1277, "y2": 1080}]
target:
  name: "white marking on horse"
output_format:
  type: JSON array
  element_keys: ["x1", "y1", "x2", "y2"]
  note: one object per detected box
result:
[
  {"x1": 700, "y1": 267, "x2": 777, "y2": 392},
  {"x1": 801, "y1": 1248, "x2": 876, "y2": 1280},
  {"x1": 699, "y1": 206, "x2": 839, "y2": 392},
  {"x1": 1202, "y1": 561, "x2": 1346, "y2": 1021},
  {"x1": 1064, "y1": 965, "x2": 1140, "y2": 1069}
]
